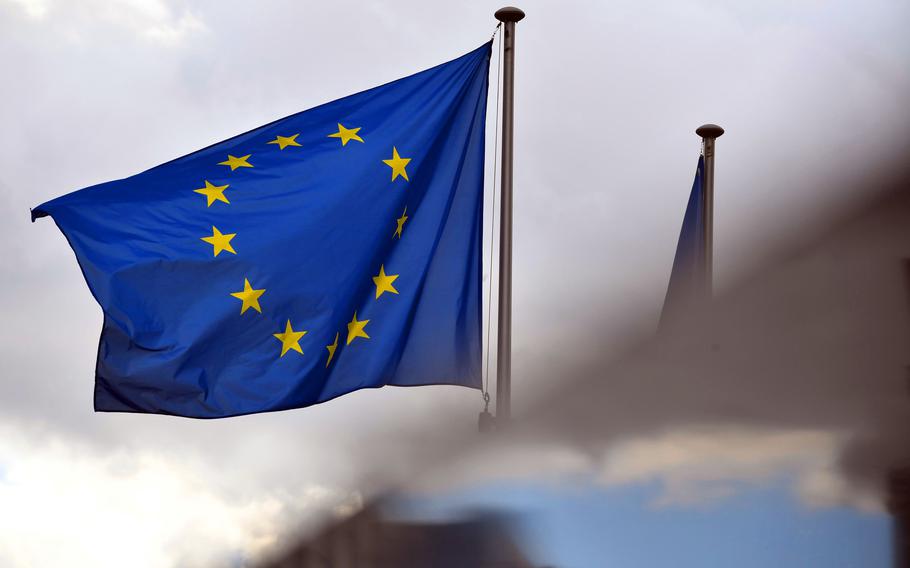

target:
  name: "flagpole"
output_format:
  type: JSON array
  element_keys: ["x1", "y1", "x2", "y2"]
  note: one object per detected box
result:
[
  {"x1": 494, "y1": 6, "x2": 524, "y2": 426},
  {"x1": 695, "y1": 124, "x2": 724, "y2": 298}
]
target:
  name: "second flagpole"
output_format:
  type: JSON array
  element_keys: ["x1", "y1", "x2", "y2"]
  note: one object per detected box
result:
[
  {"x1": 696, "y1": 123, "x2": 723, "y2": 299},
  {"x1": 494, "y1": 6, "x2": 524, "y2": 426}
]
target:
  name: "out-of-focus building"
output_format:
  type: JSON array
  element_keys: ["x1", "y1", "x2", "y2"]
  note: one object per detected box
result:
[{"x1": 258, "y1": 505, "x2": 538, "y2": 568}]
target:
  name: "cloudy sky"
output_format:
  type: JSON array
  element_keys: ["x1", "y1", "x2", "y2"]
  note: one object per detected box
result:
[{"x1": 1, "y1": 0, "x2": 909, "y2": 566}]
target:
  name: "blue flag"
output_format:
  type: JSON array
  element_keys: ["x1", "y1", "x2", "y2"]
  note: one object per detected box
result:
[
  {"x1": 660, "y1": 156, "x2": 705, "y2": 327},
  {"x1": 32, "y1": 43, "x2": 491, "y2": 418}
]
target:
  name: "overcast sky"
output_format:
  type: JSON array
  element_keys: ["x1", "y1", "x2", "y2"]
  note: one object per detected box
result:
[{"x1": 1, "y1": 0, "x2": 909, "y2": 566}]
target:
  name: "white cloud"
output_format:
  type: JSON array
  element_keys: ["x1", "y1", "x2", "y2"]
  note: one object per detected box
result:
[
  {"x1": 2, "y1": 0, "x2": 208, "y2": 45},
  {"x1": 597, "y1": 426, "x2": 881, "y2": 511},
  {"x1": 4, "y1": 0, "x2": 49, "y2": 19},
  {"x1": 407, "y1": 425, "x2": 881, "y2": 513},
  {"x1": 0, "y1": 426, "x2": 357, "y2": 568},
  {"x1": 142, "y1": 9, "x2": 205, "y2": 46}
]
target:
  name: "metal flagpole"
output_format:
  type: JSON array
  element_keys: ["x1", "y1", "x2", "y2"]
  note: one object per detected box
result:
[
  {"x1": 494, "y1": 6, "x2": 524, "y2": 425},
  {"x1": 695, "y1": 124, "x2": 724, "y2": 299}
]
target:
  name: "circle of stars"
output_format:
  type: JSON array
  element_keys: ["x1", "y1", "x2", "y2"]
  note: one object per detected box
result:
[{"x1": 195, "y1": 119, "x2": 413, "y2": 365}]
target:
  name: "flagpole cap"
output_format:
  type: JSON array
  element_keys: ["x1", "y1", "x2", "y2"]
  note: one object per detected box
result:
[
  {"x1": 696, "y1": 124, "x2": 725, "y2": 139},
  {"x1": 495, "y1": 7, "x2": 526, "y2": 22}
]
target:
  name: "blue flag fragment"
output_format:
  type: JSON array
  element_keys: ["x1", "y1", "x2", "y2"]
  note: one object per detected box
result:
[
  {"x1": 32, "y1": 43, "x2": 491, "y2": 418},
  {"x1": 660, "y1": 155, "x2": 705, "y2": 327}
]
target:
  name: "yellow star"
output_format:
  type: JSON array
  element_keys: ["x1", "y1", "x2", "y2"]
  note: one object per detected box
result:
[
  {"x1": 328, "y1": 123, "x2": 364, "y2": 146},
  {"x1": 372, "y1": 265, "x2": 399, "y2": 299},
  {"x1": 346, "y1": 312, "x2": 370, "y2": 345},
  {"x1": 394, "y1": 206, "x2": 408, "y2": 239},
  {"x1": 267, "y1": 134, "x2": 301, "y2": 150},
  {"x1": 230, "y1": 278, "x2": 266, "y2": 314},
  {"x1": 218, "y1": 154, "x2": 253, "y2": 171},
  {"x1": 273, "y1": 319, "x2": 307, "y2": 357},
  {"x1": 200, "y1": 226, "x2": 236, "y2": 257},
  {"x1": 382, "y1": 147, "x2": 411, "y2": 182},
  {"x1": 325, "y1": 332, "x2": 339, "y2": 367},
  {"x1": 193, "y1": 180, "x2": 230, "y2": 207}
]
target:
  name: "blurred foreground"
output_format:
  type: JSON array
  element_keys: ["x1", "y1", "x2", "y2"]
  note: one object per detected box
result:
[
  {"x1": 257, "y1": 156, "x2": 910, "y2": 567},
  {"x1": 260, "y1": 503, "x2": 536, "y2": 568}
]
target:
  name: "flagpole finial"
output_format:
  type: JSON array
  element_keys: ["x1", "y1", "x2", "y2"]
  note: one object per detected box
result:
[
  {"x1": 495, "y1": 6, "x2": 525, "y2": 22},
  {"x1": 696, "y1": 124, "x2": 724, "y2": 138}
]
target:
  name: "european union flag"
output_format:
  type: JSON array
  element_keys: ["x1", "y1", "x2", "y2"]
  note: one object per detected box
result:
[
  {"x1": 32, "y1": 43, "x2": 491, "y2": 418},
  {"x1": 660, "y1": 155, "x2": 705, "y2": 327}
]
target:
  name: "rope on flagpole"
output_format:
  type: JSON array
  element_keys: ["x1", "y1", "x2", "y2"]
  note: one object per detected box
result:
[
  {"x1": 491, "y1": 21, "x2": 502, "y2": 40},
  {"x1": 481, "y1": 23, "x2": 504, "y2": 414}
]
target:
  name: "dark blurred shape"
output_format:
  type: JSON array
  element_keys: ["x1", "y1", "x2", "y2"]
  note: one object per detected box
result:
[
  {"x1": 261, "y1": 155, "x2": 910, "y2": 567},
  {"x1": 889, "y1": 468, "x2": 910, "y2": 568},
  {"x1": 530, "y1": 160, "x2": 910, "y2": 474},
  {"x1": 259, "y1": 504, "x2": 536, "y2": 568},
  {"x1": 516, "y1": 158, "x2": 910, "y2": 563},
  {"x1": 896, "y1": 263, "x2": 910, "y2": 568}
]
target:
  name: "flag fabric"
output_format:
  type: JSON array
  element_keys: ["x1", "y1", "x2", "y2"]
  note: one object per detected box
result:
[
  {"x1": 659, "y1": 155, "x2": 705, "y2": 327},
  {"x1": 32, "y1": 43, "x2": 491, "y2": 418}
]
